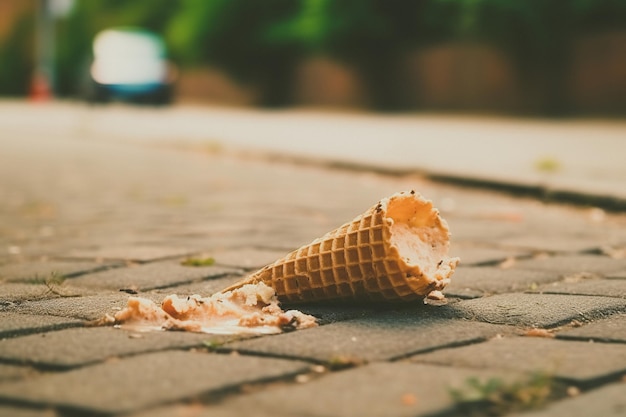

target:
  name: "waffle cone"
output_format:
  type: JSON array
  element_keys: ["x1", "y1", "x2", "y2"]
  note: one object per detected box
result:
[{"x1": 222, "y1": 191, "x2": 459, "y2": 302}]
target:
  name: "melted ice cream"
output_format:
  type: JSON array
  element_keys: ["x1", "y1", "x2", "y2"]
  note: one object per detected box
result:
[
  {"x1": 386, "y1": 193, "x2": 460, "y2": 294},
  {"x1": 108, "y1": 283, "x2": 317, "y2": 335}
]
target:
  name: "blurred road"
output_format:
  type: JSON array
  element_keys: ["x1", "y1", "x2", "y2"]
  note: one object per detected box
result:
[{"x1": 1, "y1": 100, "x2": 625, "y2": 206}]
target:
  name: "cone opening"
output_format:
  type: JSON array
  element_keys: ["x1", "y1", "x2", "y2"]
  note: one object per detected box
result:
[{"x1": 386, "y1": 194, "x2": 450, "y2": 276}]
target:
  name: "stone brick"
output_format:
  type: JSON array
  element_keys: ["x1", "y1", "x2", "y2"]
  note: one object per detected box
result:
[
  {"x1": 68, "y1": 261, "x2": 241, "y2": 291},
  {"x1": 149, "y1": 275, "x2": 246, "y2": 297},
  {"x1": 451, "y1": 246, "x2": 529, "y2": 266},
  {"x1": 13, "y1": 294, "x2": 145, "y2": 320},
  {"x1": 128, "y1": 403, "x2": 283, "y2": 417},
  {"x1": 0, "y1": 351, "x2": 310, "y2": 415},
  {"x1": 0, "y1": 312, "x2": 80, "y2": 338},
  {"x1": 512, "y1": 254, "x2": 626, "y2": 277},
  {"x1": 444, "y1": 266, "x2": 557, "y2": 298},
  {"x1": 447, "y1": 219, "x2": 522, "y2": 243},
  {"x1": 496, "y1": 235, "x2": 608, "y2": 253},
  {"x1": 207, "y1": 363, "x2": 521, "y2": 417},
  {"x1": 223, "y1": 308, "x2": 512, "y2": 362},
  {"x1": 0, "y1": 244, "x2": 62, "y2": 261},
  {"x1": 0, "y1": 260, "x2": 116, "y2": 283},
  {"x1": 0, "y1": 282, "x2": 98, "y2": 304},
  {"x1": 0, "y1": 406, "x2": 56, "y2": 417},
  {"x1": 607, "y1": 270, "x2": 626, "y2": 279},
  {"x1": 535, "y1": 278, "x2": 626, "y2": 298},
  {"x1": 0, "y1": 364, "x2": 39, "y2": 383},
  {"x1": 0, "y1": 326, "x2": 242, "y2": 369},
  {"x1": 513, "y1": 382, "x2": 626, "y2": 417},
  {"x1": 557, "y1": 313, "x2": 626, "y2": 343},
  {"x1": 246, "y1": 232, "x2": 315, "y2": 253},
  {"x1": 413, "y1": 337, "x2": 626, "y2": 385},
  {"x1": 62, "y1": 244, "x2": 196, "y2": 262},
  {"x1": 209, "y1": 248, "x2": 289, "y2": 270},
  {"x1": 286, "y1": 304, "x2": 379, "y2": 325},
  {"x1": 450, "y1": 293, "x2": 626, "y2": 327}
]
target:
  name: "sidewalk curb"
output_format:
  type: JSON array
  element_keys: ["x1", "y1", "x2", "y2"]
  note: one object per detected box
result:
[{"x1": 237, "y1": 149, "x2": 626, "y2": 212}]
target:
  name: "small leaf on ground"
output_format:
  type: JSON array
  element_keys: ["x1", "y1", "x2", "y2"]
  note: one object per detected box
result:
[
  {"x1": 534, "y1": 157, "x2": 561, "y2": 173},
  {"x1": 450, "y1": 373, "x2": 556, "y2": 416},
  {"x1": 181, "y1": 257, "x2": 216, "y2": 267}
]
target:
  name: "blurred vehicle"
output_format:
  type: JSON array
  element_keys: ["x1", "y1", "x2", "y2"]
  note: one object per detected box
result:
[{"x1": 84, "y1": 27, "x2": 177, "y2": 105}]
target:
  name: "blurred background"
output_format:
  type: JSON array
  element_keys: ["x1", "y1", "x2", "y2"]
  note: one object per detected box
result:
[{"x1": 1, "y1": 0, "x2": 625, "y2": 116}]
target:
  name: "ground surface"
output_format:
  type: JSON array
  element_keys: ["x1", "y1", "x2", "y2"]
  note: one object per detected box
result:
[{"x1": 0, "y1": 102, "x2": 626, "y2": 417}]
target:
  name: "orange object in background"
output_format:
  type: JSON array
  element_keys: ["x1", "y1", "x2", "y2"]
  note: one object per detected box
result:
[{"x1": 29, "y1": 72, "x2": 52, "y2": 102}]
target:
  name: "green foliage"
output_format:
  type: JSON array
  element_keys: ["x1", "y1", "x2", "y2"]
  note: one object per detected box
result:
[
  {"x1": 1, "y1": 0, "x2": 625, "y2": 109},
  {"x1": 534, "y1": 156, "x2": 561, "y2": 173},
  {"x1": 166, "y1": 0, "x2": 303, "y2": 105},
  {"x1": 181, "y1": 257, "x2": 216, "y2": 267},
  {"x1": 264, "y1": 0, "x2": 333, "y2": 51},
  {"x1": 202, "y1": 339, "x2": 224, "y2": 351},
  {"x1": 23, "y1": 271, "x2": 66, "y2": 286},
  {"x1": 0, "y1": 15, "x2": 34, "y2": 96},
  {"x1": 449, "y1": 373, "x2": 555, "y2": 416},
  {"x1": 166, "y1": 0, "x2": 228, "y2": 65}
]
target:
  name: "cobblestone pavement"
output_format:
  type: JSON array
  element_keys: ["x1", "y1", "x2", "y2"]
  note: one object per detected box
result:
[{"x1": 1, "y1": 118, "x2": 626, "y2": 417}]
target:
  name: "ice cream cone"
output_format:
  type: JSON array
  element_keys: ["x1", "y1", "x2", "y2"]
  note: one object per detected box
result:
[{"x1": 221, "y1": 191, "x2": 459, "y2": 302}]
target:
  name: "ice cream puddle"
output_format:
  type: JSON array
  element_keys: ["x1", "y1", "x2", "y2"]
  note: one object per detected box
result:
[
  {"x1": 99, "y1": 191, "x2": 459, "y2": 335},
  {"x1": 102, "y1": 282, "x2": 317, "y2": 335}
]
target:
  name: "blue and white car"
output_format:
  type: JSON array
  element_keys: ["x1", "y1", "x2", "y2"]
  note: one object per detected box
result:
[{"x1": 86, "y1": 27, "x2": 177, "y2": 104}]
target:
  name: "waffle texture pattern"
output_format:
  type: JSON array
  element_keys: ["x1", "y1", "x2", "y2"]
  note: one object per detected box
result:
[{"x1": 223, "y1": 192, "x2": 459, "y2": 302}]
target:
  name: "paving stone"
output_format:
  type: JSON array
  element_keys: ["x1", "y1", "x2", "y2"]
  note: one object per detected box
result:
[
  {"x1": 451, "y1": 245, "x2": 529, "y2": 266},
  {"x1": 512, "y1": 254, "x2": 626, "y2": 277},
  {"x1": 557, "y1": 313, "x2": 626, "y2": 343},
  {"x1": 444, "y1": 266, "x2": 558, "y2": 298},
  {"x1": 245, "y1": 232, "x2": 315, "y2": 253},
  {"x1": 412, "y1": 337, "x2": 626, "y2": 385},
  {"x1": 12, "y1": 294, "x2": 145, "y2": 320},
  {"x1": 535, "y1": 278, "x2": 626, "y2": 298},
  {"x1": 0, "y1": 350, "x2": 310, "y2": 415},
  {"x1": 209, "y1": 363, "x2": 521, "y2": 417},
  {"x1": 223, "y1": 307, "x2": 512, "y2": 362},
  {"x1": 287, "y1": 304, "x2": 380, "y2": 326},
  {"x1": 450, "y1": 293, "x2": 626, "y2": 327},
  {"x1": 496, "y1": 235, "x2": 608, "y2": 253},
  {"x1": 62, "y1": 244, "x2": 196, "y2": 262},
  {"x1": 514, "y1": 208, "x2": 600, "y2": 236},
  {"x1": 511, "y1": 382, "x2": 626, "y2": 417},
  {"x1": 0, "y1": 406, "x2": 56, "y2": 417},
  {"x1": 0, "y1": 260, "x2": 117, "y2": 283},
  {"x1": 0, "y1": 326, "x2": 239, "y2": 369},
  {"x1": 0, "y1": 282, "x2": 97, "y2": 304},
  {"x1": 149, "y1": 275, "x2": 246, "y2": 297},
  {"x1": 128, "y1": 403, "x2": 283, "y2": 417},
  {"x1": 0, "y1": 364, "x2": 39, "y2": 383},
  {"x1": 68, "y1": 261, "x2": 241, "y2": 291},
  {"x1": 164, "y1": 222, "x2": 257, "y2": 240},
  {"x1": 0, "y1": 313, "x2": 81, "y2": 338},
  {"x1": 0, "y1": 280, "x2": 110, "y2": 302},
  {"x1": 0, "y1": 244, "x2": 62, "y2": 261},
  {"x1": 447, "y1": 219, "x2": 522, "y2": 243},
  {"x1": 208, "y1": 247, "x2": 289, "y2": 269},
  {"x1": 607, "y1": 270, "x2": 626, "y2": 279}
]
